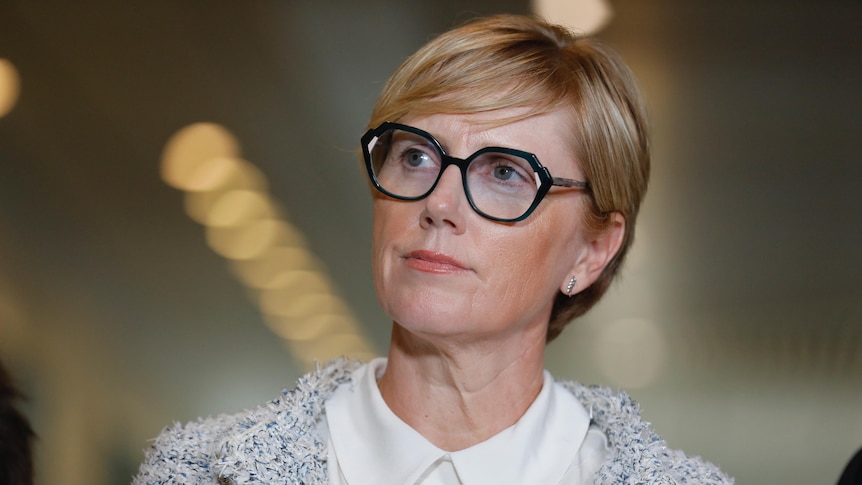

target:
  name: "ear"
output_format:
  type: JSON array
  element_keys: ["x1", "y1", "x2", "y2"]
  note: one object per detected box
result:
[{"x1": 561, "y1": 212, "x2": 626, "y2": 294}]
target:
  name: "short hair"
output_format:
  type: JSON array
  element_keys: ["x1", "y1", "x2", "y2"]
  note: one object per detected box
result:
[
  {"x1": 368, "y1": 14, "x2": 650, "y2": 342},
  {"x1": 0, "y1": 359, "x2": 35, "y2": 485}
]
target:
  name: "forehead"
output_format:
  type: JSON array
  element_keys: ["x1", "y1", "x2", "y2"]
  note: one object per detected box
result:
[{"x1": 402, "y1": 109, "x2": 581, "y2": 175}]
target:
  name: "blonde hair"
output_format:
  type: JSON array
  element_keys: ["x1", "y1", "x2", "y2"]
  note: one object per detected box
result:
[{"x1": 368, "y1": 14, "x2": 650, "y2": 342}]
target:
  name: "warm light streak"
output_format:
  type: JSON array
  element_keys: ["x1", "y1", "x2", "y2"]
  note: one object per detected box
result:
[
  {"x1": 264, "y1": 313, "x2": 352, "y2": 342},
  {"x1": 205, "y1": 190, "x2": 276, "y2": 228},
  {"x1": 161, "y1": 123, "x2": 240, "y2": 190},
  {"x1": 532, "y1": 0, "x2": 613, "y2": 36},
  {"x1": 197, "y1": 157, "x2": 266, "y2": 193},
  {"x1": 230, "y1": 247, "x2": 321, "y2": 290},
  {"x1": 184, "y1": 156, "x2": 244, "y2": 192},
  {"x1": 182, "y1": 160, "x2": 267, "y2": 224},
  {"x1": 205, "y1": 219, "x2": 287, "y2": 261},
  {"x1": 264, "y1": 315, "x2": 328, "y2": 341},
  {"x1": 163, "y1": 123, "x2": 376, "y2": 365},
  {"x1": 253, "y1": 271, "x2": 332, "y2": 299},
  {"x1": 0, "y1": 59, "x2": 21, "y2": 118},
  {"x1": 259, "y1": 290, "x2": 344, "y2": 319}
]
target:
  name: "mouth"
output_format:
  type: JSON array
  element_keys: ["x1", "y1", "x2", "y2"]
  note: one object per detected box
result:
[{"x1": 403, "y1": 250, "x2": 470, "y2": 274}]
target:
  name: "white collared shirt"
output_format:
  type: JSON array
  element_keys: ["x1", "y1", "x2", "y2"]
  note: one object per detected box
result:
[{"x1": 323, "y1": 358, "x2": 608, "y2": 485}]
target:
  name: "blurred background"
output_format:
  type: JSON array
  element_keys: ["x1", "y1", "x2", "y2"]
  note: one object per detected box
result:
[{"x1": 1, "y1": 0, "x2": 860, "y2": 483}]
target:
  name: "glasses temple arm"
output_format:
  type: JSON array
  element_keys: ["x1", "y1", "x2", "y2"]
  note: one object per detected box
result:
[{"x1": 551, "y1": 177, "x2": 591, "y2": 189}]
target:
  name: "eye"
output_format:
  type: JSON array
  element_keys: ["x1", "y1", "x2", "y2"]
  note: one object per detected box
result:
[
  {"x1": 468, "y1": 153, "x2": 537, "y2": 196},
  {"x1": 487, "y1": 158, "x2": 531, "y2": 185},
  {"x1": 404, "y1": 148, "x2": 434, "y2": 168},
  {"x1": 492, "y1": 165, "x2": 518, "y2": 181}
]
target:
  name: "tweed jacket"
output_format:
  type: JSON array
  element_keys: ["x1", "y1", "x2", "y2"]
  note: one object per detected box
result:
[{"x1": 133, "y1": 360, "x2": 733, "y2": 484}]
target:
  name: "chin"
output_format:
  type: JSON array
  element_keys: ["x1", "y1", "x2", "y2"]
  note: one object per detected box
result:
[{"x1": 389, "y1": 303, "x2": 474, "y2": 338}]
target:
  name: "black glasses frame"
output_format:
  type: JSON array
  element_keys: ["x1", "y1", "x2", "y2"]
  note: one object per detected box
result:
[{"x1": 361, "y1": 122, "x2": 591, "y2": 222}]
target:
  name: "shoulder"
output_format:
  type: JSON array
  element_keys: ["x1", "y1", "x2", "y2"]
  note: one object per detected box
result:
[
  {"x1": 132, "y1": 413, "x2": 239, "y2": 485},
  {"x1": 133, "y1": 359, "x2": 360, "y2": 485},
  {"x1": 558, "y1": 380, "x2": 734, "y2": 485}
]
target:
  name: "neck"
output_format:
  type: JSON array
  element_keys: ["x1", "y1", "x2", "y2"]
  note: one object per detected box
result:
[{"x1": 377, "y1": 322, "x2": 547, "y2": 451}]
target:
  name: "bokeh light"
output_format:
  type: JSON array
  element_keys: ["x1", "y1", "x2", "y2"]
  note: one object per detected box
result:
[
  {"x1": 532, "y1": 0, "x2": 613, "y2": 35},
  {"x1": 162, "y1": 123, "x2": 376, "y2": 366},
  {"x1": 230, "y1": 247, "x2": 321, "y2": 290},
  {"x1": 205, "y1": 190, "x2": 277, "y2": 228},
  {"x1": 0, "y1": 59, "x2": 21, "y2": 118},
  {"x1": 161, "y1": 123, "x2": 240, "y2": 190}
]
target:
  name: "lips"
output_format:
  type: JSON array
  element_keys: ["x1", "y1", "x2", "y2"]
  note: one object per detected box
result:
[{"x1": 403, "y1": 250, "x2": 469, "y2": 274}]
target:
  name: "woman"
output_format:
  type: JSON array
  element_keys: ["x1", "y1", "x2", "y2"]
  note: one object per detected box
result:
[{"x1": 135, "y1": 14, "x2": 732, "y2": 484}]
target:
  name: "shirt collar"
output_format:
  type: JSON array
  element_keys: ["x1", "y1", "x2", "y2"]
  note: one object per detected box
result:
[{"x1": 324, "y1": 358, "x2": 592, "y2": 485}]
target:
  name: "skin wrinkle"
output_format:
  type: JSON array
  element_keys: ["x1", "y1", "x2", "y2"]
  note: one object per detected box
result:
[
  {"x1": 373, "y1": 108, "x2": 619, "y2": 451},
  {"x1": 383, "y1": 324, "x2": 546, "y2": 449}
]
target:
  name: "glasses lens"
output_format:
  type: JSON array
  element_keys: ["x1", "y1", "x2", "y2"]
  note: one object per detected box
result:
[
  {"x1": 466, "y1": 151, "x2": 539, "y2": 220},
  {"x1": 369, "y1": 128, "x2": 441, "y2": 199}
]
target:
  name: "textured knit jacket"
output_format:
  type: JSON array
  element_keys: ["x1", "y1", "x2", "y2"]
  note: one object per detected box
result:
[{"x1": 133, "y1": 360, "x2": 733, "y2": 484}]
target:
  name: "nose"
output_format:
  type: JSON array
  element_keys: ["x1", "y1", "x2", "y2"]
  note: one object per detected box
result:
[{"x1": 420, "y1": 165, "x2": 467, "y2": 232}]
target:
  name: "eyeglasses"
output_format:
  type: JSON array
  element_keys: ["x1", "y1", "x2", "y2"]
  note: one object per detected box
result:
[{"x1": 361, "y1": 122, "x2": 591, "y2": 222}]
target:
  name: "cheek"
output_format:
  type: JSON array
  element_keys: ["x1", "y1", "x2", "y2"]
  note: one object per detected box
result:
[
  {"x1": 371, "y1": 200, "x2": 408, "y2": 288},
  {"x1": 372, "y1": 198, "x2": 408, "y2": 244},
  {"x1": 502, "y1": 211, "x2": 582, "y2": 291},
  {"x1": 371, "y1": 203, "x2": 386, "y2": 260},
  {"x1": 490, "y1": 231, "x2": 559, "y2": 293}
]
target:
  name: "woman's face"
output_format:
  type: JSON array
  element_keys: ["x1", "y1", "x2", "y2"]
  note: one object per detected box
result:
[{"x1": 371, "y1": 108, "x2": 613, "y2": 344}]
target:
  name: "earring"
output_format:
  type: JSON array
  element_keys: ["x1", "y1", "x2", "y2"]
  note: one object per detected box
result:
[{"x1": 565, "y1": 276, "x2": 576, "y2": 296}]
